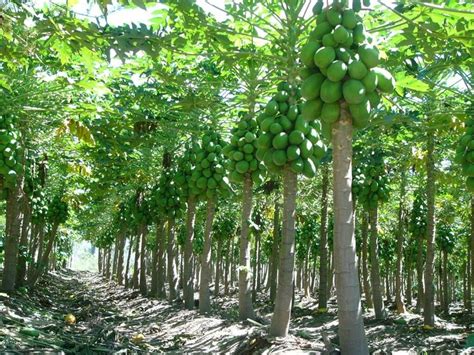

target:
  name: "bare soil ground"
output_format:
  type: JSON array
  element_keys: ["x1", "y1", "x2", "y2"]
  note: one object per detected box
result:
[{"x1": 0, "y1": 270, "x2": 472, "y2": 354}]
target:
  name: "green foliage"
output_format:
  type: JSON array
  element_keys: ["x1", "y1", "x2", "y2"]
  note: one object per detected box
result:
[{"x1": 455, "y1": 114, "x2": 474, "y2": 193}]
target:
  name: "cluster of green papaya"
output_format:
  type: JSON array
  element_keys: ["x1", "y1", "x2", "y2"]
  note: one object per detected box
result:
[
  {"x1": 175, "y1": 142, "x2": 195, "y2": 200},
  {"x1": 48, "y1": 195, "x2": 69, "y2": 224},
  {"x1": 188, "y1": 131, "x2": 230, "y2": 200},
  {"x1": 0, "y1": 116, "x2": 23, "y2": 191},
  {"x1": 436, "y1": 223, "x2": 455, "y2": 253},
  {"x1": 408, "y1": 191, "x2": 427, "y2": 238},
  {"x1": 455, "y1": 117, "x2": 474, "y2": 193},
  {"x1": 31, "y1": 189, "x2": 48, "y2": 223},
  {"x1": 255, "y1": 82, "x2": 327, "y2": 178},
  {"x1": 352, "y1": 153, "x2": 389, "y2": 210},
  {"x1": 223, "y1": 112, "x2": 266, "y2": 185},
  {"x1": 153, "y1": 168, "x2": 182, "y2": 218},
  {"x1": 300, "y1": 0, "x2": 394, "y2": 134}
]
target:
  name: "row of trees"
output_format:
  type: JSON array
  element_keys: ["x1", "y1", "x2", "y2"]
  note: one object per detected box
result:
[{"x1": 0, "y1": 0, "x2": 472, "y2": 353}]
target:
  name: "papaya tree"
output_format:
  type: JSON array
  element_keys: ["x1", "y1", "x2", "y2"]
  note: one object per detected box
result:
[
  {"x1": 353, "y1": 150, "x2": 390, "y2": 319},
  {"x1": 189, "y1": 129, "x2": 230, "y2": 314},
  {"x1": 301, "y1": 0, "x2": 394, "y2": 350},
  {"x1": 225, "y1": 109, "x2": 266, "y2": 320}
]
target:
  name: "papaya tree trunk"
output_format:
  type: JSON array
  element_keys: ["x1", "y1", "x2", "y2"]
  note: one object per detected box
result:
[
  {"x1": 224, "y1": 237, "x2": 231, "y2": 295},
  {"x1": 270, "y1": 167, "x2": 297, "y2": 337},
  {"x1": 470, "y1": 196, "x2": 474, "y2": 313},
  {"x1": 369, "y1": 207, "x2": 384, "y2": 319},
  {"x1": 269, "y1": 201, "x2": 280, "y2": 304},
  {"x1": 424, "y1": 131, "x2": 436, "y2": 327},
  {"x1": 167, "y1": 217, "x2": 178, "y2": 301},
  {"x1": 318, "y1": 164, "x2": 329, "y2": 310},
  {"x1": 105, "y1": 248, "x2": 112, "y2": 279},
  {"x1": 442, "y1": 249, "x2": 449, "y2": 314},
  {"x1": 199, "y1": 198, "x2": 216, "y2": 314},
  {"x1": 331, "y1": 108, "x2": 368, "y2": 353},
  {"x1": 124, "y1": 236, "x2": 133, "y2": 288},
  {"x1": 112, "y1": 237, "x2": 119, "y2": 280},
  {"x1": 361, "y1": 211, "x2": 373, "y2": 309},
  {"x1": 215, "y1": 238, "x2": 223, "y2": 297},
  {"x1": 157, "y1": 221, "x2": 167, "y2": 298},
  {"x1": 395, "y1": 172, "x2": 406, "y2": 314},
  {"x1": 132, "y1": 232, "x2": 140, "y2": 289},
  {"x1": 184, "y1": 196, "x2": 197, "y2": 309},
  {"x1": 29, "y1": 222, "x2": 59, "y2": 287},
  {"x1": 139, "y1": 223, "x2": 148, "y2": 296},
  {"x1": 2, "y1": 182, "x2": 24, "y2": 292},
  {"x1": 16, "y1": 195, "x2": 31, "y2": 287},
  {"x1": 239, "y1": 175, "x2": 255, "y2": 319},
  {"x1": 116, "y1": 230, "x2": 126, "y2": 285},
  {"x1": 416, "y1": 231, "x2": 425, "y2": 313}
]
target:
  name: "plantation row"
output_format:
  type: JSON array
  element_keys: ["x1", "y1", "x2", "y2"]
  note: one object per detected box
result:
[{"x1": 1, "y1": 0, "x2": 472, "y2": 353}]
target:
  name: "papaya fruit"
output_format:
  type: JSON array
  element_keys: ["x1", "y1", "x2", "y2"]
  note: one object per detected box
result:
[
  {"x1": 343, "y1": 79, "x2": 366, "y2": 104},
  {"x1": 314, "y1": 47, "x2": 336, "y2": 69}
]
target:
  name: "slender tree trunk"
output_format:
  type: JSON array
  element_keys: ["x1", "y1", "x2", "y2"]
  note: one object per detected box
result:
[
  {"x1": 184, "y1": 196, "x2": 197, "y2": 309},
  {"x1": 116, "y1": 230, "x2": 126, "y2": 285},
  {"x1": 224, "y1": 237, "x2": 231, "y2": 295},
  {"x1": 124, "y1": 236, "x2": 133, "y2": 288},
  {"x1": 98, "y1": 248, "x2": 103, "y2": 274},
  {"x1": 112, "y1": 237, "x2": 119, "y2": 280},
  {"x1": 29, "y1": 223, "x2": 59, "y2": 287},
  {"x1": 139, "y1": 223, "x2": 148, "y2": 296},
  {"x1": 105, "y1": 248, "x2": 112, "y2": 279},
  {"x1": 132, "y1": 232, "x2": 140, "y2": 289},
  {"x1": 361, "y1": 211, "x2": 373, "y2": 309},
  {"x1": 369, "y1": 207, "x2": 384, "y2": 319},
  {"x1": 270, "y1": 202, "x2": 281, "y2": 304},
  {"x1": 2, "y1": 182, "x2": 23, "y2": 292},
  {"x1": 27, "y1": 224, "x2": 40, "y2": 280},
  {"x1": 252, "y1": 232, "x2": 258, "y2": 303},
  {"x1": 442, "y1": 250, "x2": 449, "y2": 314},
  {"x1": 230, "y1": 238, "x2": 236, "y2": 288},
  {"x1": 395, "y1": 172, "x2": 406, "y2": 313},
  {"x1": 157, "y1": 221, "x2": 167, "y2": 298},
  {"x1": 270, "y1": 167, "x2": 297, "y2": 337},
  {"x1": 150, "y1": 222, "x2": 160, "y2": 297},
  {"x1": 416, "y1": 232, "x2": 425, "y2": 313},
  {"x1": 215, "y1": 238, "x2": 223, "y2": 297},
  {"x1": 199, "y1": 198, "x2": 216, "y2": 314},
  {"x1": 407, "y1": 263, "x2": 413, "y2": 307},
  {"x1": 167, "y1": 217, "x2": 178, "y2": 301},
  {"x1": 424, "y1": 131, "x2": 436, "y2": 327},
  {"x1": 331, "y1": 108, "x2": 368, "y2": 353},
  {"x1": 470, "y1": 196, "x2": 474, "y2": 313},
  {"x1": 239, "y1": 175, "x2": 256, "y2": 319},
  {"x1": 319, "y1": 165, "x2": 329, "y2": 310},
  {"x1": 256, "y1": 233, "x2": 262, "y2": 293},
  {"x1": 16, "y1": 195, "x2": 31, "y2": 287},
  {"x1": 303, "y1": 250, "x2": 310, "y2": 297}
]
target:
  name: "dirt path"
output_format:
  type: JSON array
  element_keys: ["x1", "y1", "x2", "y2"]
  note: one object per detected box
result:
[{"x1": 0, "y1": 270, "x2": 472, "y2": 353}]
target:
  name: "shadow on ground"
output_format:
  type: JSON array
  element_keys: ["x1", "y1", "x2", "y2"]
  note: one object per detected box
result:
[{"x1": 0, "y1": 270, "x2": 472, "y2": 354}]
